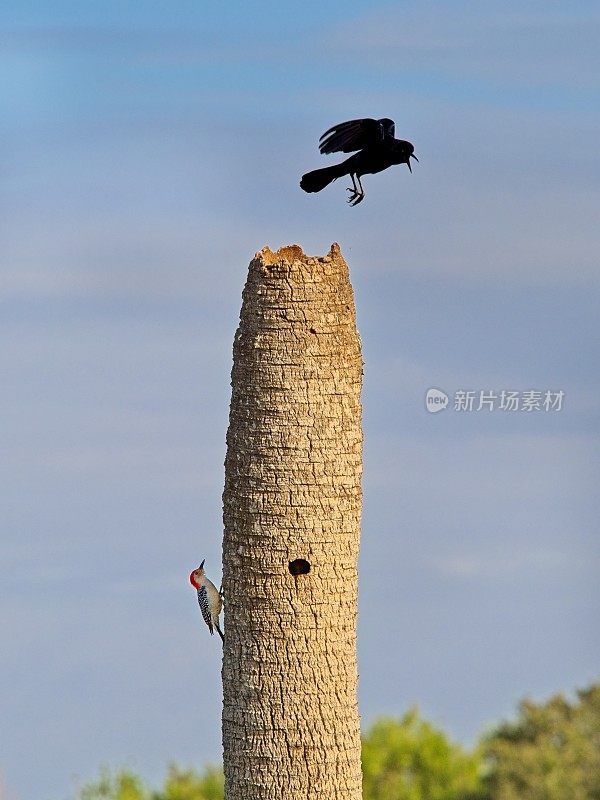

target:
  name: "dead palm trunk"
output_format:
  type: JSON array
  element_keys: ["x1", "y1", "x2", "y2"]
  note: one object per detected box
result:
[{"x1": 222, "y1": 243, "x2": 363, "y2": 800}]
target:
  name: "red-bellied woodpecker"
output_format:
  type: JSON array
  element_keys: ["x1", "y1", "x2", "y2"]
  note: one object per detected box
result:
[{"x1": 189, "y1": 560, "x2": 224, "y2": 642}]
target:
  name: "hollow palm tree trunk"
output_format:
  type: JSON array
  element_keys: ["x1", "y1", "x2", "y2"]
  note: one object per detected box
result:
[{"x1": 222, "y1": 243, "x2": 363, "y2": 800}]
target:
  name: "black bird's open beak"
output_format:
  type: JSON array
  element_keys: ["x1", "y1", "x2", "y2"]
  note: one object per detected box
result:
[{"x1": 407, "y1": 153, "x2": 419, "y2": 173}]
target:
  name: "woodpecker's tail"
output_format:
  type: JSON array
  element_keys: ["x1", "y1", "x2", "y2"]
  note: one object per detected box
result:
[
  {"x1": 300, "y1": 163, "x2": 345, "y2": 193},
  {"x1": 215, "y1": 623, "x2": 224, "y2": 643}
]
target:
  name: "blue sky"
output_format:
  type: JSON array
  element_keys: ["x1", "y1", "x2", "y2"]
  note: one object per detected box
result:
[{"x1": 1, "y1": 2, "x2": 599, "y2": 798}]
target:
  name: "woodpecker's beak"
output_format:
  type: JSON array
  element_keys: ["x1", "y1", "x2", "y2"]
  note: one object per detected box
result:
[{"x1": 199, "y1": 559, "x2": 205, "y2": 569}]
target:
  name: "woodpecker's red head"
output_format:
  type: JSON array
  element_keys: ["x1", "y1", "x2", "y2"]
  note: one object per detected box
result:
[{"x1": 189, "y1": 559, "x2": 205, "y2": 589}]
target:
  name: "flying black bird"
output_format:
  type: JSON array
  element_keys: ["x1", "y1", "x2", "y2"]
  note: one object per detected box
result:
[{"x1": 300, "y1": 117, "x2": 418, "y2": 206}]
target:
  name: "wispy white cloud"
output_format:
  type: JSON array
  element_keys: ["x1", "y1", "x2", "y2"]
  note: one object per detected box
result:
[
  {"x1": 366, "y1": 430, "x2": 597, "y2": 500},
  {"x1": 325, "y1": 3, "x2": 600, "y2": 89},
  {"x1": 432, "y1": 546, "x2": 595, "y2": 579}
]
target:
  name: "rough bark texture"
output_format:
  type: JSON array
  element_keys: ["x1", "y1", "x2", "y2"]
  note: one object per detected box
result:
[{"x1": 222, "y1": 243, "x2": 363, "y2": 800}]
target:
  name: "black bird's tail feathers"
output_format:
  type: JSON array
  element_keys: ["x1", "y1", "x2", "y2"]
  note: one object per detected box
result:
[{"x1": 300, "y1": 162, "x2": 345, "y2": 193}]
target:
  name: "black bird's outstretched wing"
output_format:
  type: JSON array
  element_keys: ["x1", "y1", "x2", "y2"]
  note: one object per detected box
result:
[{"x1": 319, "y1": 117, "x2": 395, "y2": 154}]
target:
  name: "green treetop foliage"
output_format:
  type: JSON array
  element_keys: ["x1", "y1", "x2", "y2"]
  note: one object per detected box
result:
[
  {"x1": 152, "y1": 765, "x2": 224, "y2": 800},
  {"x1": 361, "y1": 707, "x2": 486, "y2": 800},
  {"x1": 79, "y1": 768, "x2": 146, "y2": 800},
  {"x1": 77, "y1": 765, "x2": 223, "y2": 800},
  {"x1": 481, "y1": 683, "x2": 600, "y2": 800}
]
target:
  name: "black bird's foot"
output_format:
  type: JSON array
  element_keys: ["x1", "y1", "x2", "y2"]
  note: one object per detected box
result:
[{"x1": 346, "y1": 187, "x2": 365, "y2": 206}]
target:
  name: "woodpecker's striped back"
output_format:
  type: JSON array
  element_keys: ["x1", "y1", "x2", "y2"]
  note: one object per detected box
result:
[{"x1": 197, "y1": 586, "x2": 214, "y2": 634}]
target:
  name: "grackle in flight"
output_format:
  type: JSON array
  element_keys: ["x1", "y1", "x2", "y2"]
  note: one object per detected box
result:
[{"x1": 300, "y1": 117, "x2": 418, "y2": 206}]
